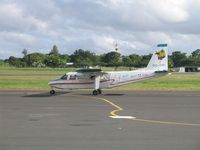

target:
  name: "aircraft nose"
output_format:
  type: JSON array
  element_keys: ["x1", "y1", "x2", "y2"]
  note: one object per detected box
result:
[{"x1": 48, "y1": 81, "x2": 54, "y2": 86}]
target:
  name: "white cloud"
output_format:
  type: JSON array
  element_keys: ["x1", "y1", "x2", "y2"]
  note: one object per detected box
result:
[
  {"x1": 0, "y1": 0, "x2": 200, "y2": 59},
  {"x1": 0, "y1": 32, "x2": 35, "y2": 44},
  {"x1": 145, "y1": 0, "x2": 189, "y2": 23},
  {"x1": 0, "y1": 2, "x2": 48, "y2": 32}
]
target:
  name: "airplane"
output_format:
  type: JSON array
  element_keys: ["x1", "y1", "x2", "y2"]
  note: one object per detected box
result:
[{"x1": 48, "y1": 44, "x2": 168, "y2": 95}]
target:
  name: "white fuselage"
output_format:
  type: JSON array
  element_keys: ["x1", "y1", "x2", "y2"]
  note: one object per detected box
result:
[
  {"x1": 48, "y1": 43, "x2": 168, "y2": 95},
  {"x1": 48, "y1": 69, "x2": 164, "y2": 90}
]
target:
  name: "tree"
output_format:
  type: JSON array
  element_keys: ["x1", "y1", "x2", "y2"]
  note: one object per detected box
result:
[
  {"x1": 129, "y1": 54, "x2": 142, "y2": 67},
  {"x1": 102, "y1": 51, "x2": 121, "y2": 66},
  {"x1": 168, "y1": 56, "x2": 174, "y2": 68},
  {"x1": 27, "y1": 53, "x2": 46, "y2": 67},
  {"x1": 46, "y1": 45, "x2": 68, "y2": 67},
  {"x1": 45, "y1": 55, "x2": 60, "y2": 68},
  {"x1": 22, "y1": 49, "x2": 28, "y2": 67},
  {"x1": 71, "y1": 49, "x2": 97, "y2": 67},
  {"x1": 191, "y1": 49, "x2": 200, "y2": 57},
  {"x1": 122, "y1": 56, "x2": 133, "y2": 67},
  {"x1": 139, "y1": 54, "x2": 152, "y2": 67},
  {"x1": 191, "y1": 49, "x2": 200, "y2": 66},
  {"x1": 171, "y1": 51, "x2": 187, "y2": 67},
  {"x1": 7, "y1": 56, "x2": 22, "y2": 67},
  {"x1": 49, "y1": 45, "x2": 59, "y2": 55},
  {"x1": 59, "y1": 54, "x2": 70, "y2": 67},
  {"x1": 22, "y1": 49, "x2": 28, "y2": 57}
]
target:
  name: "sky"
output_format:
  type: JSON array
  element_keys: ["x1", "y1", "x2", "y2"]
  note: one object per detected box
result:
[{"x1": 0, "y1": 0, "x2": 200, "y2": 59}]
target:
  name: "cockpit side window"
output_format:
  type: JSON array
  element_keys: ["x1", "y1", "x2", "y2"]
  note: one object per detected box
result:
[
  {"x1": 61, "y1": 74, "x2": 68, "y2": 80},
  {"x1": 69, "y1": 75, "x2": 77, "y2": 80}
]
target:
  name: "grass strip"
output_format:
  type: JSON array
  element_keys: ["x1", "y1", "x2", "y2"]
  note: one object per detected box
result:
[{"x1": 0, "y1": 75, "x2": 200, "y2": 91}]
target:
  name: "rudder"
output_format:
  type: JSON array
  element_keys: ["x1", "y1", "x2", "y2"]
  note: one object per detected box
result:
[{"x1": 147, "y1": 44, "x2": 168, "y2": 71}]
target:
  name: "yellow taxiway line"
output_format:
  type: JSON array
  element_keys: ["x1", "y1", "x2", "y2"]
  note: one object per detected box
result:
[{"x1": 67, "y1": 94, "x2": 200, "y2": 127}]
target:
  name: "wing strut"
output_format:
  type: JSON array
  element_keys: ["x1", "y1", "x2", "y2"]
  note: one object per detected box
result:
[
  {"x1": 92, "y1": 75, "x2": 102, "y2": 95},
  {"x1": 95, "y1": 75, "x2": 100, "y2": 90}
]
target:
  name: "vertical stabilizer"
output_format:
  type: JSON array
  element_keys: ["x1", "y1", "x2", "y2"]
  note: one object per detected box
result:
[{"x1": 147, "y1": 44, "x2": 168, "y2": 71}]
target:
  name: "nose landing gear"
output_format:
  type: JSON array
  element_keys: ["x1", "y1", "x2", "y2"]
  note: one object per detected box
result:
[{"x1": 50, "y1": 89, "x2": 55, "y2": 95}]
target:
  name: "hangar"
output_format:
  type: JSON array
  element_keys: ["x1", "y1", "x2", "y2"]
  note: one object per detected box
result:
[{"x1": 175, "y1": 66, "x2": 200, "y2": 72}]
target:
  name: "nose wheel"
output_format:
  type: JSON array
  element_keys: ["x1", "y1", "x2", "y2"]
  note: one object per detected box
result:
[
  {"x1": 50, "y1": 90, "x2": 55, "y2": 95},
  {"x1": 92, "y1": 89, "x2": 102, "y2": 95}
]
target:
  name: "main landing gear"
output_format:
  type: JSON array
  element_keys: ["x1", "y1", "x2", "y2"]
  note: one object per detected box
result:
[
  {"x1": 49, "y1": 89, "x2": 101, "y2": 96},
  {"x1": 92, "y1": 89, "x2": 102, "y2": 96}
]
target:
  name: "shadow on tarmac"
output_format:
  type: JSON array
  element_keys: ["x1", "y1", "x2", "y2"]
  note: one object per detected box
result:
[
  {"x1": 103, "y1": 93, "x2": 124, "y2": 96},
  {"x1": 22, "y1": 91, "x2": 71, "y2": 98},
  {"x1": 21, "y1": 91, "x2": 124, "y2": 98},
  {"x1": 79, "y1": 93, "x2": 125, "y2": 96}
]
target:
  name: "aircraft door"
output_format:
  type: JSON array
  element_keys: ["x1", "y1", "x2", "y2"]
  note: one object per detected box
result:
[{"x1": 100, "y1": 74, "x2": 110, "y2": 88}]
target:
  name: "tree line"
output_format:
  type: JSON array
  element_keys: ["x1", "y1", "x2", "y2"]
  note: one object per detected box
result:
[{"x1": 2, "y1": 45, "x2": 200, "y2": 68}]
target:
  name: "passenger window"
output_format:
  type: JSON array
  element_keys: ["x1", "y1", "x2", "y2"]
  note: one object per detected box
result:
[
  {"x1": 101, "y1": 75, "x2": 108, "y2": 80},
  {"x1": 90, "y1": 76, "x2": 95, "y2": 80},
  {"x1": 69, "y1": 75, "x2": 76, "y2": 80}
]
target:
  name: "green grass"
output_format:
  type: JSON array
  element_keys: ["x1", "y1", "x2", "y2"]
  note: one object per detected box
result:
[
  {"x1": 0, "y1": 74, "x2": 200, "y2": 91},
  {"x1": 1, "y1": 67, "x2": 200, "y2": 91},
  {"x1": 0, "y1": 67, "x2": 74, "y2": 74},
  {"x1": 0, "y1": 76, "x2": 58, "y2": 90},
  {"x1": 114, "y1": 76, "x2": 200, "y2": 91},
  {"x1": 0, "y1": 66, "x2": 118, "y2": 74}
]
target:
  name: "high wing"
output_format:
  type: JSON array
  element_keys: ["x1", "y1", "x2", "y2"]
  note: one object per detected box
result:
[{"x1": 77, "y1": 68, "x2": 104, "y2": 74}]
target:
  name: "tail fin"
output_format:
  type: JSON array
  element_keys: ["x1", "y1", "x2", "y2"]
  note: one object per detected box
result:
[{"x1": 147, "y1": 44, "x2": 168, "y2": 71}]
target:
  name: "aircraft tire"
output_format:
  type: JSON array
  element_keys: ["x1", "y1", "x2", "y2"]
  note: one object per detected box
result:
[
  {"x1": 50, "y1": 90, "x2": 55, "y2": 95},
  {"x1": 93, "y1": 90, "x2": 98, "y2": 96},
  {"x1": 97, "y1": 89, "x2": 102, "y2": 94}
]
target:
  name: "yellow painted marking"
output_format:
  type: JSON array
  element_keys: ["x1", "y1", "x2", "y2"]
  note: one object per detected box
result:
[
  {"x1": 95, "y1": 97, "x2": 123, "y2": 116},
  {"x1": 68, "y1": 94, "x2": 123, "y2": 117},
  {"x1": 66, "y1": 94, "x2": 200, "y2": 127},
  {"x1": 131, "y1": 118, "x2": 200, "y2": 127}
]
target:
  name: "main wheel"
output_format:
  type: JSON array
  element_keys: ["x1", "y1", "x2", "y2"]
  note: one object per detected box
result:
[
  {"x1": 50, "y1": 90, "x2": 55, "y2": 95},
  {"x1": 92, "y1": 90, "x2": 98, "y2": 96},
  {"x1": 97, "y1": 89, "x2": 102, "y2": 94}
]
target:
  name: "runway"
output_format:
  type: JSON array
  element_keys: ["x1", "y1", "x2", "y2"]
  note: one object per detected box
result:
[{"x1": 1, "y1": 91, "x2": 200, "y2": 150}]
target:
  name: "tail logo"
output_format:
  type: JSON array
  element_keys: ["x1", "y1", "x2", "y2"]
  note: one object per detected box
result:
[{"x1": 155, "y1": 49, "x2": 166, "y2": 60}]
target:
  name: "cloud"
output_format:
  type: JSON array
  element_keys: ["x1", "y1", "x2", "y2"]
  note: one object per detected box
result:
[
  {"x1": 145, "y1": 0, "x2": 189, "y2": 23},
  {"x1": 0, "y1": 0, "x2": 200, "y2": 59},
  {"x1": 0, "y1": 3, "x2": 48, "y2": 32},
  {"x1": 0, "y1": 32, "x2": 35, "y2": 44}
]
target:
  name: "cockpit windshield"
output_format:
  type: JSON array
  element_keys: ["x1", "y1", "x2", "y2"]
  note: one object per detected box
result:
[{"x1": 60, "y1": 74, "x2": 68, "y2": 80}]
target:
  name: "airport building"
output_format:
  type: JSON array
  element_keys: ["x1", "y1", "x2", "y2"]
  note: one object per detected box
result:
[{"x1": 175, "y1": 66, "x2": 200, "y2": 72}]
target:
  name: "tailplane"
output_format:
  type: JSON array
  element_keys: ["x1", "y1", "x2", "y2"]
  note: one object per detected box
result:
[{"x1": 147, "y1": 44, "x2": 168, "y2": 71}]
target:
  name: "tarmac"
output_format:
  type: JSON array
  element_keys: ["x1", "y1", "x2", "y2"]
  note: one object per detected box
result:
[{"x1": 1, "y1": 90, "x2": 200, "y2": 150}]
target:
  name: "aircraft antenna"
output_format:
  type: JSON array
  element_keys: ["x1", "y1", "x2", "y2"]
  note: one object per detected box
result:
[{"x1": 114, "y1": 42, "x2": 118, "y2": 52}]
